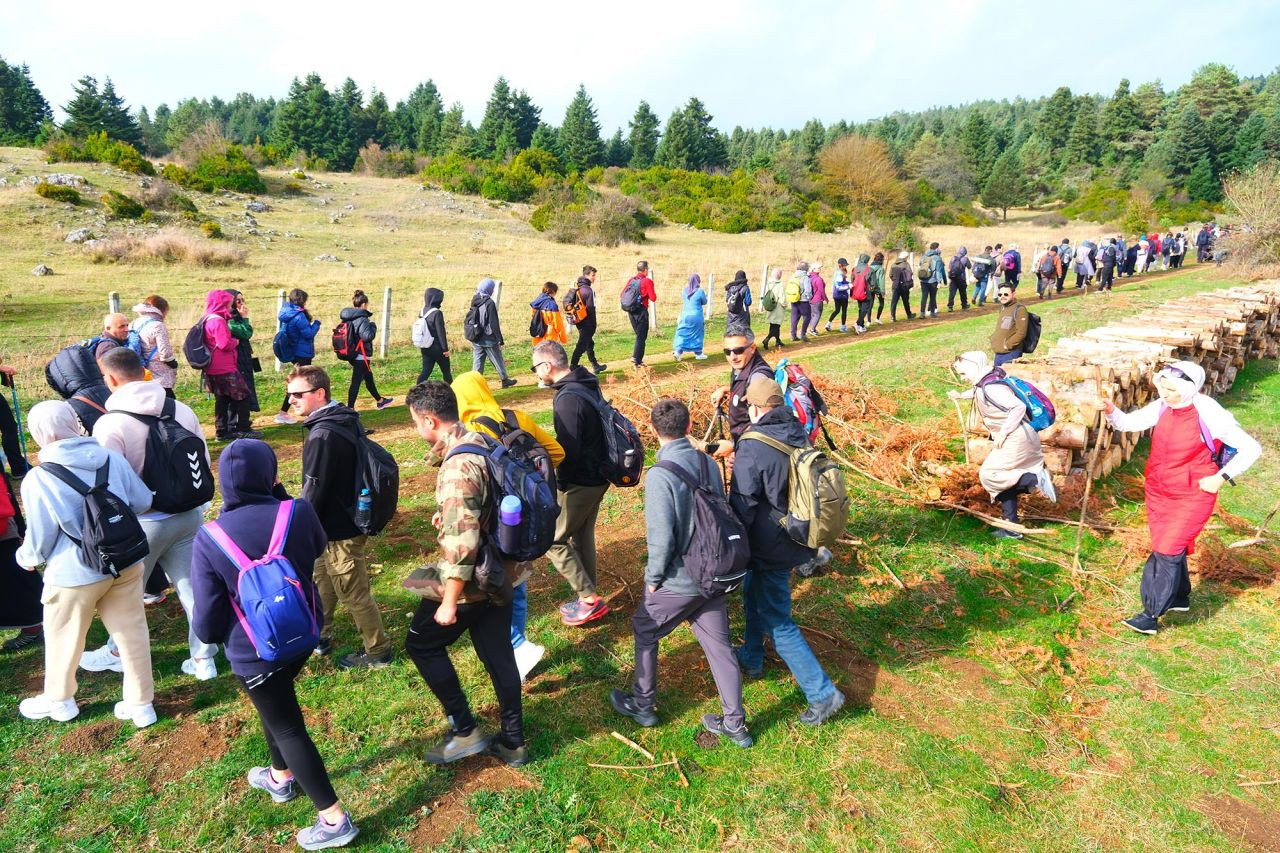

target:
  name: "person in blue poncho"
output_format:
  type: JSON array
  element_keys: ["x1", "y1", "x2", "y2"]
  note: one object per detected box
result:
[{"x1": 673, "y1": 273, "x2": 709, "y2": 361}]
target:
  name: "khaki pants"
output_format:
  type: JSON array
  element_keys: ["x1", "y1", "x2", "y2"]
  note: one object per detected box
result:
[
  {"x1": 547, "y1": 483, "x2": 609, "y2": 598},
  {"x1": 314, "y1": 536, "x2": 390, "y2": 656},
  {"x1": 43, "y1": 564, "x2": 154, "y2": 705}
]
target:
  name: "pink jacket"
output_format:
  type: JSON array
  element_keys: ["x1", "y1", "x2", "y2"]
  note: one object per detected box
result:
[
  {"x1": 809, "y1": 271, "x2": 828, "y2": 305},
  {"x1": 203, "y1": 290, "x2": 239, "y2": 375}
]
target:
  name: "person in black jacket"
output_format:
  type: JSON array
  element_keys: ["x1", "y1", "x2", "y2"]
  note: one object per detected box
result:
[
  {"x1": 467, "y1": 278, "x2": 516, "y2": 388},
  {"x1": 339, "y1": 290, "x2": 393, "y2": 410},
  {"x1": 225, "y1": 289, "x2": 260, "y2": 421},
  {"x1": 287, "y1": 365, "x2": 391, "y2": 669},
  {"x1": 532, "y1": 341, "x2": 610, "y2": 627},
  {"x1": 0, "y1": 356, "x2": 28, "y2": 478},
  {"x1": 416, "y1": 287, "x2": 452, "y2": 384},
  {"x1": 730, "y1": 376, "x2": 845, "y2": 727},
  {"x1": 888, "y1": 252, "x2": 915, "y2": 322},
  {"x1": 569, "y1": 266, "x2": 606, "y2": 374},
  {"x1": 708, "y1": 326, "x2": 773, "y2": 458},
  {"x1": 190, "y1": 438, "x2": 359, "y2": 850}
]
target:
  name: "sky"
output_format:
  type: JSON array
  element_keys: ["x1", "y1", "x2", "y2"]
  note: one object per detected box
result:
[{"x1": 4, "y1": 0, "x2": 1278, "y2": 133}]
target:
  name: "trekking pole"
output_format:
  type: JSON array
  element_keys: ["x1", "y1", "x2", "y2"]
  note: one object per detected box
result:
[
  {"x1": 951, "y1": 395, "x2": 970, "y2": 464},
  {"x1": 10, "y1": 381, "x2": 27, "y2": 460}
]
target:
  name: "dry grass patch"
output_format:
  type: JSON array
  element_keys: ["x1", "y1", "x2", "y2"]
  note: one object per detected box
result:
[{"x1": 85, "y1": 227, "x2": 246, "y2": 266}]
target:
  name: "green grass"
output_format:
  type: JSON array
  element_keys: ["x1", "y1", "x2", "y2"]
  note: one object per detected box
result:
[{"x1": 2, "y1": 147, "x2": 1279, "y2": 851}]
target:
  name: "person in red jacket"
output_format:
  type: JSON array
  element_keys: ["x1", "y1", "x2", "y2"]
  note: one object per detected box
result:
[{"x1": 625, "y1": 261, "x2": 658, "y2": 368}]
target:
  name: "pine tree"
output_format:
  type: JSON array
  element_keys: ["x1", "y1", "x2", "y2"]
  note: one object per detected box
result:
[
  {"x1": 797, "y1": 118, "x2": 825, "y2": 168},
  {"x1": 333, "y1": 78, "x2": 364, "y2": 169},
  {"x1": 959, "y1": 110, "x2": 994, "y2": 184},
  {"x1": 392, "y1": 81, "x2": 443, "y2": 153},
  {"x1": 511, "y1": 90, "x2": 541, "y2": 150},
  {"x1": 681, "y1": 97, "x2": 726, "y2": 170},
  {"x1": 529, "y1": 123, "x2": 560, "y2": 157},
  {"x1": 62, "y1": 76, "x2": 106, "y2": 138},
  {"x1": 1035, "y1": 86, "x2": 1076, "y2": 162},
  {"x1": 1258, "y1": 110, "x2": 1280, "y2": 165},
  {"x1": 271, "y1": 74, "x2": 338, "y2": 164},
  {"x1": 1226, "y1": 112, "x2": 1266, "y2": 173},
  {"x1": 1101, "y1": 79, "x2": 1141, "y2": 163},
  {"x1": 657, "y1": 108, "x2": 694, "y2": 170},
  {"x1": 1168, "y1": 104, "x2": 1211, "y2": 178},
  {"x1": 981, "y1": 149, "x2": 1028, "y2": 221},
  {"x1": 363, "y1": 90, "x2": 391, "y2": 148},
  {"x1": 627, "y1": 100, "x2": 660, "y2": 169},
  {"x1": 604, "y1": 129, "x2": 629, "y2": 167},
  {"x1": 165, "y1": 98, "x2": 215, "y2": 149},
  {"x1": 1063, "y1": 100, "x2": 1101, "y2": 167},
  {"x1": 493, "y1": 120, "x2": 518, "y2": 160},
  {"x1": 0, "y1": 59, "x2": 51, "y2": 144},
  {"x1": 1205, "y1": 108, "x2": 1237, "y2": 173},
  {"x1": 98, "y1": 78, "x2": 141, "y2": 146},
  {"x1": 1186, "y1": 157, "x2": 1221, "y2": 202},
  {"x1": 475, "y1": 77, "x2": 513, "y2": 158},
  {"x1": 557, "y1": 85, "x2": 603, "y2": 172},
  {"x1": 437, "y1": 102, "x2": 471, "y2": 154}
]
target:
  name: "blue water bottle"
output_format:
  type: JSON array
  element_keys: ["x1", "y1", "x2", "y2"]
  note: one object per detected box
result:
[
  {"x1": 498, "y1": 494, "x2": 522, "y2": 554},
  {"x1": 355, "y1": 488, "x2": 372, "y2": 530}
]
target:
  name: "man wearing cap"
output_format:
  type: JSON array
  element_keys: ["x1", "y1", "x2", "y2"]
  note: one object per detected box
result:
[
  {"x1": 729, "y1": 375, "x2": 845, "y2": 727},
  {"x1": 888, "y1": 252, "x2": 915, "y2": 322},
  {"x1": 708, "y1": 327, "x2": 773, "y2": 460}
]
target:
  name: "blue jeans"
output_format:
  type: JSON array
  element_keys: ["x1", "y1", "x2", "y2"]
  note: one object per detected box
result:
[
  {"x1": 510, "y1": 583, "x2": 527, "y2": 648},
  {"x1": 472, "y1": 342, "x2": 509, "y2": 381},
  {"x1": 994, "y1": 349, "x2": 1023, "y2": 367},
  {"x1": 737, "y1": 567, "x2": 835, "y2": 705},
  {"x1": 971, "y1": 275, "x2": 990, "y2": 305}
]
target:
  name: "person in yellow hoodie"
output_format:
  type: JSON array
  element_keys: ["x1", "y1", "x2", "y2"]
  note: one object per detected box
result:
[
  {"x1": 451, "y1": 371, "x2": 564, "y2": 680},
  {"x1": 530, "y1": 283, "x2": 568, "y2": 387}
]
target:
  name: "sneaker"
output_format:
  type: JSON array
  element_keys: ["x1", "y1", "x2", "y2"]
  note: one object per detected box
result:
[
  {"x1": 2, "y1": 628, "x2": 43, "y2": 653},
  {"x1": 992, "y1": 528, "x2": 1024, "y2": 540},
  {"x1": 673, "y1": 351, "x2": 682, "y2": 361},
  {"x1": 592, "y1": 363, "x2": 607, "y2": 374},
  {"x1": 247, "y1": 766, "x2": 299, "y2": 803},
  {"x1": 80, "y1": 644, "x2": 123, "y2": 673},
  {"x1": 336, "y1": 650, "x2": 392, "y2": 670},
  {"x1": 234, "y1": 429, "x2": 265, "y2": 440},
  {"x1": 486, "y1": 739, "x2": 530, "y2": 767},
  {"x1": 181, "y1": 657, "x2": 218, "y2": 681},
  {"x1": 275, "y1": 413, "x2": 298, "y2": 425},
  {"x1": 609, "y1": 689, "x2": 659, "y2": 727},
  {"x1": 313, "y1": 637, "x2": 333, "y2": 657},
  {"x1": 931, "y1": 310, "x2": 938, "y2": 317},
  {"x1": 424, "y1": 728, "x2": 492, "y2": 764},
  {"x1": 297, "y1": 811, "x2": 359, "y2": 850},
  {"x1": 376, "y1": 397, "x2": 395, "y2": 409},
  {"x1": 113, "y1": 700, "x2": 158, "y2": 728},
  {"x1": 18, "y1": 695, "x2": 79, "y2": 722},
  {"x1": 501, "y1": 379, "x2": 518, "y2": 389},
  {"x1": 561, "y1": 598, "x2": 609, "y2": 627},
  {"x1": 694, "y1": 353, "x2": 707, "y2": 360},
  {"x1": 142, "y1": 592, "x2": 167, "y2": 606},
  {"x1": 1122, "y1": 613, "x2": 1159, "y2": 635},
  {"x1": 825, "y1": 322, "x2": 832, "y2": 332},
  {"x1": 513, "y1": 641, "x2": 545, "y2": 682},
  {"x1": 701, "y1": 714, "x2": 753, "y2": 748},
  {"x1": 798, "y1": 689, "x2": 846, "y2": 726},
  {"x1": 1166, "y1": 599, "x2": 1191, "y2": 613},
  {"x1": 537, "y1": 381, "x2": 549, "y2": 389},
  {"x1": 874, "y1": 318, "x2": 883, "y2": 325}
]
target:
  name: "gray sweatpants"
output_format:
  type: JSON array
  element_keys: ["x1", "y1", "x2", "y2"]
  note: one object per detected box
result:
[{"x1": 631, "y1": 586, "x2": 745, "y2": 728}]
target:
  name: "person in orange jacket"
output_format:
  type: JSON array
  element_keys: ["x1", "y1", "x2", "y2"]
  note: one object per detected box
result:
[{"x1": 530, "y1": 282, "x2": 568, "y2": 387}]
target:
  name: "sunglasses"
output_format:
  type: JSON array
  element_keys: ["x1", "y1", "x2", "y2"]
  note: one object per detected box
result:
[
  {"x1": 531, "y1": 362, "x2": 549, "y2": 373},
  {"x1": 286, "y1": 387, "x2": 319, "y2": 399},
  {"x1": 723, "y1": 346, "x2": 751, "y2": 356},
  {"x1": 1159, "y1": 366, "x2": 1189, "y2": 382}
]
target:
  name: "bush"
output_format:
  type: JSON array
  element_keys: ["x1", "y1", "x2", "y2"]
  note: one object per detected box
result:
[
  {"x1": 44, "y1": 132, "x2": 156, "y2": 176},
  {"x1": 281, "y1": 180, "x2": 304, "y2": 196},
  {"x1": 103, "y1": 190, "x2": 145, "y2": 219},
  {"x1": 357, "y1": 142, "x2": 419, "y2": 178},
  {"x1": 291, "y1": 170, "x2": 307, "y2": 180},
  {"x1": 1121, "y1": 190, "x2": 1156, "y2": 233},
  {"x1": 34, "y1": 182, "x2": 82, "y2": 204},
  {"x1": 200, "y1": 220, "x2": 223, "y2": 239},
  {"x1": 1223, "y1": 160, "x2": 1280, "y2": 270},
  {"x1": 191, "y1": 144, "x2": 266, "y2": 193},
  {"x1": 86, "y1": 227, "x2": 245, "y2": 266},
  {"x1": 539, "y1": 193, "x2": 646, "y2": 247},
  {"x1": 1031, "y1": 212, "x2": 1069, "y2": 227},
  {"x1": 1062, "y1": 179, "x2": 1128, "y2": 223},
  {"x1": 870, "y1": 218, "x2": 924, "y2": 253},
  {"x1": 141, "y1": 181, "x2": 198, "y2": 216},
  {"x1": 803, "y1": 201, "x2": 848, "y2": 233}
]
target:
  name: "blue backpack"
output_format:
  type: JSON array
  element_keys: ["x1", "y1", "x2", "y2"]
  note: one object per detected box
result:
[
  {"x1": 980, "y1": 370, "x2": 1056, "y2": 431},
  {"x1": 126, "y1": 317, "x2": 159, "y2": 366},
  {"x1": 272, "y1": 327, "x2": 297, "y2": 363},
  {"x1": 202, "y1": 500, "x2": 319, "y2": 662}
]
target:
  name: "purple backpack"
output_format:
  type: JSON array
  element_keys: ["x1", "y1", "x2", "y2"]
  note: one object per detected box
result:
[{"x1": 202, "y1": 500, "x2": 319, "y2": 662}]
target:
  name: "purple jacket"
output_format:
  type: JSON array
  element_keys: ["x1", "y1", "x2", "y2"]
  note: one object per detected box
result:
[
  {"x1": 809, "y1": 271, "x2": 828, "y2": 305},
  {"x1": 202, "y1": 290, "x2": 240, "y2": 375}
]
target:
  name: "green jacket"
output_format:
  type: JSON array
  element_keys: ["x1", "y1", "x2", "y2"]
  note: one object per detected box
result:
[{"x1": 868, "y1": 263, "x2": 886, "y2": 296}]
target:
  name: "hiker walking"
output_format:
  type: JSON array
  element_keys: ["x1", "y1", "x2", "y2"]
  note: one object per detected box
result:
[
  {"x1": 808, "y1": 263, "x2": 828, "y2": 337},
  {"x1": 761, "y1": 268, "x2": 788, "y2": 350},
  {"x1": 919, "y1": 243, "x2": 945, "y2": 317},
  {"x1": 339, "y1": 290, "x2": 393, "y2": 410},
  {"x1": 674, "y1": 274, "x2": 708, "y2": 361},
  {"x1": 947, "y1": 246, "x2": 971, "y2": 312},
  {"x1": 725, "y1": 270, "x2": 752, "y2": 330},
  {"x1": 888, "y1": 252, "x2": 915, "y2": 322},
  {"x1": 622, "y1": 261, "x2": 657, "y2": 369},
  {"x1": 530, "y1": 282, "x2": 568, "y2": 386},
  {"x1": 568, "y1": 266, "x2": 606, "y2": 374},
  {"x1": 787, "y1": 262, "x2": 813, "y2": 342},
  {"x1": 971, "y1": 246, "x2": 995, "y2": 306},
  {"x1": 414, "y1": 287, "x2": 452, "y2": 384},
  {"x1": 867, "y1": 251, "x2": 886, "y2": 324},
  {"x1": 708, "y1": 327, "x2": 774, "y2": 461},
  {"x1": 465, "y1": 278, "x2": 516, "y2": 388}
]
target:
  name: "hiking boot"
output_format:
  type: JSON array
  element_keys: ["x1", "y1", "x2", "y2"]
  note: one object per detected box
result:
[
  {"x1": 513, "y1": 641, "x2": 545, "y2": 682},
  {"x1": 313, "y1": 637, "x2": 333, "y2": 657},
  {"x1": 1166, "y1": 599, "x2": 1191, "y2": 613},
  {"x1": 609, "y1": 689, "x2": 659, "y2": 727},
  {"x1": 2, "y1": 628, "x2": 43, "y2": 653},
  {"x1": 992, "y1": 528, "x2": 1024, "y2": 540},
  {"x1": 181, "y1": 657, "x2": 218, "y2": 681},
  {"x1": 234, "y1": 430, "x2": 265, "y2": 440},
  {"x1": 296, "y1": 811, "x2": 359, "y2": 850},
  {"x1": 560, "y1": 598, "x2": 609, "y2": 627},
  {"x1": 18, "y1": 695, "x2": 79, "y2": 722},
  {"x1": 799, "y1": 689, "x2": 846, "y2": 726},
  {"x1": 486, "y1": 739, "x2": 531, "y2": 768},
  {"x1": 795, "y1": 546, "x2": 833, "y2": 578},
  {"x1": 336, "y1": 650, "x2": 392, "y2": 670},
  {"x1": 80, "y1": 644, "x2": 123, "y2": 673},
  {"x1": 701, "y1": 714, "x2": 753, "y2": 748},
  {"x1": 113, "y1": 700, "x2": 157, "y2": 728},
  {"x1": 248, "y1": 766, "x2": 298, "y2": 803},
  {"x1": 376, "y1": 397, "x2": 395, "y2": 409},
  {"x1": 424, "y1": 728, "x2": 492, "y2": 764},
  {"x1": 592, "y1": 363, "x2": 607, "y2": 374},
  {"x1": 1122, "y1": 613, "x2": 1159, "y2": 635},
  {"x1": 501, "y1": 379, "x2": 518, "y2": 389}
]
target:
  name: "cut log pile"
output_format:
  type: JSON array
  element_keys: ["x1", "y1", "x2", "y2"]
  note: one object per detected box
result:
[{"x1": 964, "y1": 281, "x2": 1280, "y2": 489}]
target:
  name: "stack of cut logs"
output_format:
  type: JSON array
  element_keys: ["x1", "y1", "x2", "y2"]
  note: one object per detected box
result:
[{"x1": 965, "y1": 281, "x2": 1280, "y2": 487}]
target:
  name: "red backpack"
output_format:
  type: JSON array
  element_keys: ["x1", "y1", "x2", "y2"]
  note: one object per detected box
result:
[
  {"x1": 774, "y1": 359, "x2": 833, "y2": 448},
  {"x1": 851, "y1": 269, "x2": 869, "y2": 301},
  {"x1": 331, "y1": 320, "x2": 363, "y2": 362}
]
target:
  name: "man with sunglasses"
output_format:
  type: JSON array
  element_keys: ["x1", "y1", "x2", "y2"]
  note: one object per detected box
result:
[
  {"x1": 288, "y1": 365, "x2": 391, "y2": 669},
  {"x1": 708, "y1": 326, "x2": 774, "y2": 459},
  {"x1": 989, "y1": 285, "x2": 1028, "y2": 367}
]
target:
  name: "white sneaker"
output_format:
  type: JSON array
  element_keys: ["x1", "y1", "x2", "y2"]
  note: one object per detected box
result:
[
  {"x1": 537, "y1": 381, "x2": 548, "y2": 389},
  {"x1": 694, "y1": 353, "x2": 708, "y2": 360},
  {"x1": 275, "y1": 413, "x2": 298, "y2": 425},
  {"x1": 673, "y1": 351, "x2": 682, "y2": 361},
  {"x1": 19, "y1": 695, "x2": 79, "y2": 722},
  {"x1": 181, "y1": 657, "x2": 218, "y2": 681},
  {"x1": 80, "y1": 644, "x2": 123, "y2": 673},
  {"x1": 874, "y1": 318, "x2": 883, "y2": 325},
  {"x1": 513, "y1": 641, "x2": 545, "y2": 682},
  {"x1": 114, "y1": 700, "x2": 157, "y2": 728}
]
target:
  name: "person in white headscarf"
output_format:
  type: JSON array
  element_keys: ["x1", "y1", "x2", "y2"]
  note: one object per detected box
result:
[
  {"x1": 14, "y1": 400, "x2": 156, "y2": 726},
  {"x1": 949, "y1": 351, "x2": 1055, "y2": 539},
  {"x1": 1104, "y1": 360, "x2": 1262, "y2": 635}
]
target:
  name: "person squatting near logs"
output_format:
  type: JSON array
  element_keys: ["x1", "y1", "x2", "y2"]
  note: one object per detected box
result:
[
  {"x1": 949, "y1": 351, "x2": 1056, "y2": 539},
  {"x1": 1104, "y1": 360, "x2": 1261, "y2": 636}
]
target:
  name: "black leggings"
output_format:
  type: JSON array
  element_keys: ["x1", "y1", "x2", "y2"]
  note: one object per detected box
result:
[
  {"x1": 417, "y1": 346, "x2": 453, "y2": 384},
  {"x1": 281, "y1": 358, "x2": 312, "y2": 412},
  {"x1": 0, "y1": 392, "x2": 28, "y2": 477},
  {"x1": 763, "y1": 323, "x2": 783, "y2": 349},
  {"x1": 871, "y1": 291, "x2": 885, "y2": 319},
  {"x1": 347, "y1": 360, "x2": 382, "y2": 408},
  {"x1": 238, "y1": 656, "x2": 338, "y2": 811},
  {"x1": 827, "y1": 298, "x2": 849, "y2": 326},
  {"x1": 995, "y1": 472, "x2": 1038, "y2": 522},
  {"x1": 214, "y1": 395, "x2": 250, "y2": 437},
  {"x1": 571, "y1": 323, "x2": 599, "y2": 368}
]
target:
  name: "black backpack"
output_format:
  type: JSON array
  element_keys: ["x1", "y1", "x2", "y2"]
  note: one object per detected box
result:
[
  {"x1": 122, "y1": 396, "x2": 214, "y2": 513},
  {"x1": 559, "y1": 384, "x2": 644, "y2": 487},
  {"x1": 529, "y1": 309, "x2": 548, "y2": 339},
  {"x1": 653, "y1": 456, "x2": 749, "y2": 597},
  {"x1": 320, "y1": 419, "x2": 399, "y2": 535},
  {"x1": 463, "y1": 301, "x2": 486, "y2": 343},
  {"x1": 727, "y1": 285, "x2": 747, "y2": 315},
  {"x1": 1019, "y1": 305, "x2": 1043, "y2": 353},
  {"x1": 183, "y1": 318, "x2": 212, "y2": 370},
  {"x1": 39, "y1": 461, "x2": 149, "y2": 578}
]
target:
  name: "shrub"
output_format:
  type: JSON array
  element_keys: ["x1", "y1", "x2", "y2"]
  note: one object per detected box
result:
[
  {"x1": 191, "y1": 144, "x2": 266, "y2": 193},
  {"x1": 291, "y1": 170, "x2": 307, "y2": 180},
  {"x1": 869, "y1": 217, "x2": 924, "y2": 252},
  {"x1": 803, "y1": 201, "x2": 848, "y2": 234},
  {"x1": 357, "y1": 142, "x2": 419, "y2": 178},
  {"x1": 1121, "y1": 190, "x2": 1156, "y2": 233},
  {"x1": 200, "y1": 220, "x2": 223, "y2": 239},
  {"x1": 583, "y1": 165, "x2": 605, "y2": 184},
  {"x1": 1062, "y1": 179, "x2": 1128, "y2": 223},
  {"x1": 34, "y1": 182, "x2": 82, "y2": 204},
  {"x1": 281, "y1": 180, "x2": 303, "y2": 196},
  {"x1": 44, "y1": 132, "x2": 156, "y2": 176},
  {"x1": 86, "y1": 227, "x2": 245, "y2": 266},
  {"x1": 141, "y1": 181, "x2": 198, "y2": 215},
  {"x1": 539, "y1": 193, "x2": 646, "y2": 247},
  {"x1": 1031, "y1": 212, "x2": 1069, "y2": 227},
  {"x1": 763, "y1": 205, "x2": 803, "y2": 232},
  {"x1": 1223, "y1": 160, "x2": 1280, "y2": 270},
  {"x1": 104, "y1": 190, "x2": 145, "y2": 219}
]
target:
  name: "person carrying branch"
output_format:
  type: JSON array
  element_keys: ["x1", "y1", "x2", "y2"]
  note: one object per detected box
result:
[{"x1": 1104, "y1": 361, "x2": 1262, "y2": 635}]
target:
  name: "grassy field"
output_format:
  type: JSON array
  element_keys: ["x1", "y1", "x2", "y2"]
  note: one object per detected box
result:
[{"x1": 2, "y1": 147, "x2": 1279, "y2": 851}]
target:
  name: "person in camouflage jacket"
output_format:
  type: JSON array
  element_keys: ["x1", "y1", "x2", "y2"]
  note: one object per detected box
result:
[{"x1": 403, "y1": 381, "x2": 527, "y2": 768}]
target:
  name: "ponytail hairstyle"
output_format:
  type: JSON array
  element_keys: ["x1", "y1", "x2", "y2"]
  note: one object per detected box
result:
[{"x1": 353, "y1": 289, "x2": 369, "y2": 308}]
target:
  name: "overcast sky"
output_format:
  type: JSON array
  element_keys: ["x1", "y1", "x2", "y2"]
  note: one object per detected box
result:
[{"x1": 4, "y1": 0, "x2": 1278, "y2": 133}]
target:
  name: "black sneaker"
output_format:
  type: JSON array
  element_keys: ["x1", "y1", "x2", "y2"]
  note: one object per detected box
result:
[
  {"x1": 501, "y1": 378, "x2": 518, "y2": 389},
  {"x1": 992, "y1": 528, "x2": 1024, "y2": 540},
  {"x1": 701, "y1": 714, "x2": 753, "y2": 748},
  {"x1": 336, "y1": 650, "x2": 392, "y2": 670},
  {"x1": 486, "y1": 739, "x2": 530, "y2": 767},
  {"x1": 313, "y1": 638, "x2": 333, "y2": 657},
  {"x1": 798, "y1": 689, "x2": 846, "y2": 726},
  {"x1": 2, "y1": 629, "x2": 43, "y2": 653},
  {"x1": 592, "y1": 363, "x2": 607, "y2": 374},
  {"x1": 425, "y1": 728, "x2": 492, "y2": 765},
  {"x1": 234, "y1": 429, "x2": 265, "y2": 440},
  {"x1": 609, "y1": 688, "x2": 658, "y2": 727},
  {"x1": 1121, "y1": 613, "x2": 1159, "y2": 635},
  {"x1": 1166, "y1": 599, "x2": 1190, "y2": 613}
]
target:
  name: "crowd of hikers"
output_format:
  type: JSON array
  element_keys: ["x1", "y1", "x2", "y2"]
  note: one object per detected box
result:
[{"x1": 0, "y1": 220, "x2": 1253, "y2": 850}]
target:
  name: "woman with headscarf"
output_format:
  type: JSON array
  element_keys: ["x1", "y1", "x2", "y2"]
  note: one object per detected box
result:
[
  {"x1": 415, "y1": 287, "x2": 452, "y2": 384},
  {"x1": 14, "y1": 400, "x2": 155, "y2": 726},
  {"x1": 725, "y1": 270, "x2": 752, "y2": 330},
  {"x1": 949, "y1": 352, "x2": 1055, "y2": 539},
  {"x1": 673, "y1": 273, "x2": 708, "y2": 361},
  {"x1": 226, "y1": 289, "x2": 260, "y2": 417},
  {"x1": 867, "y1": 252, "x2": 886, "y2": 324},
  {"x1": 1104, "y1": 361, "x2": 1262, "y2": 635},
  {"x1": 202, "y1": 290, "x2": 257, "y2": 441},
  {"x1": 190, "y1": 439, "x2": 359, "y2": 850},
  {"x1": 761, "y1": 269, "x2": 788, "y2": 350},
  {"x1": 808, "y1": 263, "x2": 828, "y2": 337}
]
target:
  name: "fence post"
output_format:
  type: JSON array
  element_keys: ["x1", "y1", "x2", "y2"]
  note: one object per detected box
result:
[
  {"x1": 274, "y1": 289, "x2": 285, "y2": 371},
  {"x1": 108, "y1": 291, "x2": 120, "y2": 314},
  {"x1": 492, "y1": 279, "x2": 503, "y2": 308},
  {"x1": 380, "y1": 286, "x2": 392, "y2": 359},
  {"x1": 759, "y1": 265, "x2": 770, "y2": 313},
  {"x1": 705, "y1": 273, "x2": 715, "y2": 320},
  {"x1": 648, "y1": 271, "x2": 660, "y2": 331}
]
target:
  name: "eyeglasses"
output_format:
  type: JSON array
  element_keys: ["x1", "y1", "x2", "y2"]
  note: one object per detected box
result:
[
  {"x1": 1159, "y1": 366, "x2": 1189, "y2": 382},
  {"x1": 531, "y1": 362, "x2": 549, "y2": 373},
  {"x1": 286, "y1": 387, "x2": 319, "y2": 399},
  {"x1": 723, "y1": 346, "x2": 750, "y2": 356}
]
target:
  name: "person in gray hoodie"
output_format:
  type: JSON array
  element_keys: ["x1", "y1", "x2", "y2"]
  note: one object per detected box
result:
[
  {"x1": 15, "y1": 400, "x2": 156, "y2": 728},
  {"x1": 608, "y1": 399, "x2": 751, "y2": 748},
  {"x1": 920, "y1": 242, "x2": 945, "y2": 317}
]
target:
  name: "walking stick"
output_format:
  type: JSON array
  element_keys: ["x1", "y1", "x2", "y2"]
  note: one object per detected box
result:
[
  {"x1": 1071, "y1": 416, "x2": 1110, "y2": 574},
  {"x1": 9, "y1": 381, "x2": 27, "y2": 460},
  {"x1": 951, "y1": 395, "x2": 971, "y2": 463}
]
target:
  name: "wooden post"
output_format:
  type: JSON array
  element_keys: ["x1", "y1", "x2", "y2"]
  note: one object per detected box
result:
[
  {"x1": 705, "y1": 273, "x2": 715, "y2": 320},
  {"x1": 648, "y1": 271, "x2": 660, "y2": 331},
  {"x1": 759, "y1": 265, "x2": 770, "y2": 313},
  {"x1": 380, "y1": 286, "x2": 391, "y2": 358},
  {"x1": 108, "y1": 291, "x2": 120, "y2": 314},
  {"x1": 492, "y1": 279, "x2": 503, "y2": 308},
  {"x1": 274, "y1": 289, "x2": 285, "y2": 372}
]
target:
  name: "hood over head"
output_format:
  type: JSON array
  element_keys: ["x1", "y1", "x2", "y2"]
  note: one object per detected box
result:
[
  {"x1": 217, "y1": 438, "x2": 279, "y2": 511},
  {"x1": 424, "y1": 287, "x2": 444, "y2": 310},
  {"x1": 28, "y1": 400, "x2": 84, "y2": 447},
  {"x1": 855, "y1": 253, "x2": 870, "y2": 272},
  {"x1": 476, "y1": 277, "x2": 496, "y2": 296},
  {"x1": 452, "y1": 371, "x2": 503, "y2": 428},
  {"x1": 132, "y1": 302, "x2": 164, "y2": 320},
  {"x1": 205, "y1": 289, "x2": 234, "y2": 318}
]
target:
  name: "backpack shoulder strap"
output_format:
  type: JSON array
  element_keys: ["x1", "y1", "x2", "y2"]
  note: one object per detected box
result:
[
  {"x1": 738, "y1": 431, "x2": 792, "y2": 455},
  {"x1": 267, "y1": 500, "x2": 295, "y2": 554},
  {"x1": 202, "y1": 519, "x2": 253, "y2": 569},
  {"x1": 71, "y1": 394, "x2": 108, "y2": 415},
  {"x1": 473, "y1": 415, "x2": 508, "y2": 437},
  {"x1": 38, "y1": 461, "x2": 91, "y2": 496},
  {"x1": 653, "y1": 458, "x2": 702, "y2": 492},
  {"x1": 94, "y1": 461, "x2": 110, "y2": 490},
  {"x1": 501, "y1": 409, "x2": 520, "y2": 432}
]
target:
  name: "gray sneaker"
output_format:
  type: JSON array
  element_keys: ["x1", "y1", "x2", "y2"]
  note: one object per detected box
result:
[
  {"x1": 609, "y1": 688, "x2": 659, "y2": 727},
  {"x1": 701, "y1": 714, "x2": 753, "y2": 748},
  {"x1": 296, "y1": 811, "x2": 359, "y2": 850},
  {"x1": 799, "y1": 689, "x2": 846, "y2": 726},
  {"x1": 424, "y1": 728, "x2": 492, "y2": 765},
  {"x1": 336, "y1": 650, "x2": 391, "y2": 670},
  {"x1": 247, "y1": 766, "x2": 297, "y2": 803}
]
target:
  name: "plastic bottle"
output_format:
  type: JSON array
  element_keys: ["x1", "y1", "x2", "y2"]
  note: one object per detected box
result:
[
  {"x1": 355, "y1": 488, "x2": 372, "y2": 530},
  {"x1": 498, "y1": 494, "x2": 522, "y2": 554}
]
